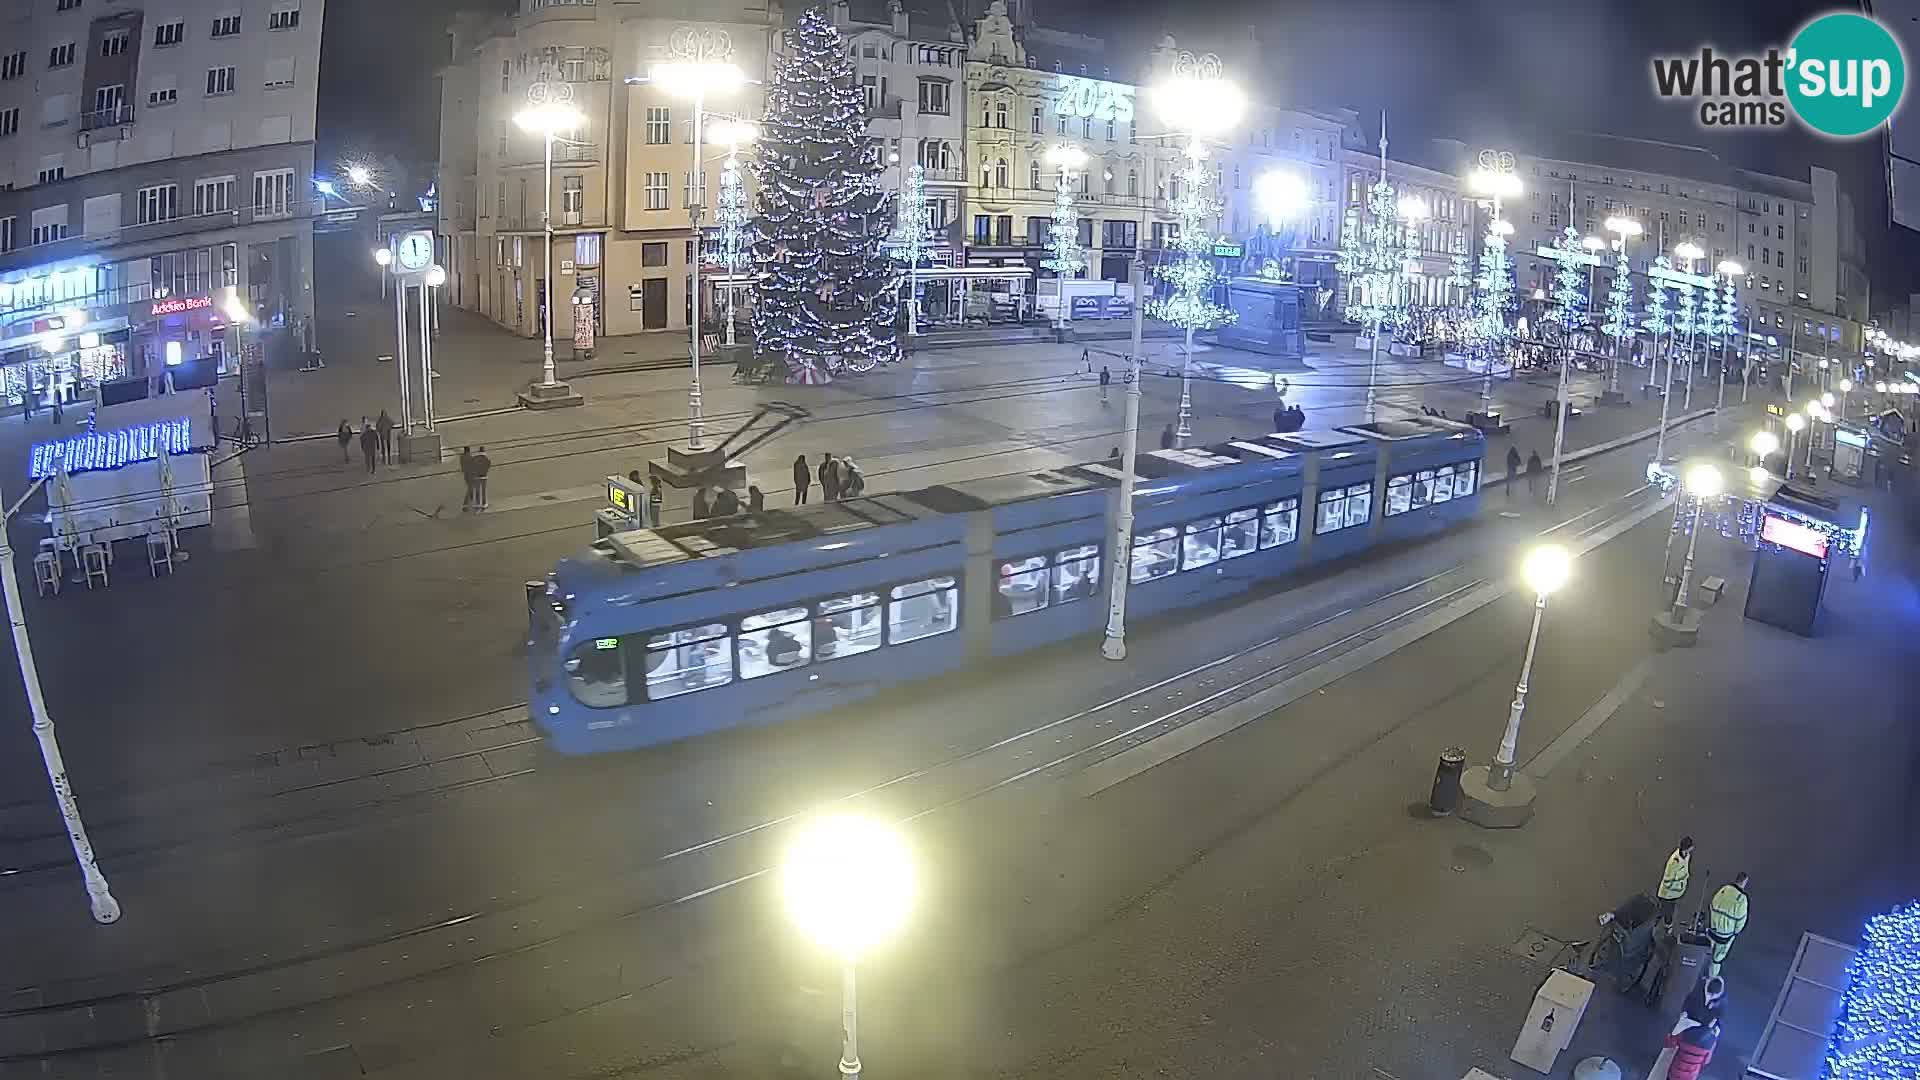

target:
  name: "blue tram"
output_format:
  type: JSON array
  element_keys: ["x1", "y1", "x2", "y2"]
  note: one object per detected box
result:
[{"x1": 529, "y1": 417, "x2": 1485, "y2": 754}]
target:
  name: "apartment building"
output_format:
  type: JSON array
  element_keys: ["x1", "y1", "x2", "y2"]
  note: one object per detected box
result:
[{"x1": 0, "y1": 0, "x2": 323, "y2": 404}]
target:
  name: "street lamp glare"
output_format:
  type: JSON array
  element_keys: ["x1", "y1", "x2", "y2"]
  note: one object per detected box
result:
[
  {"x1": 425, "y1": 264, "x2": 447, "y2": 288},
  {"x1": 1683, "y1": 462, "x2": 1724, "y2": 498},
  {"x1": 1603, "y1": 215, "x2": 1643, "y2": 237},
  {"x1": 1150, "y1": 76, "x2": 1245, "y2": 134},
  {"x1": 1785, "y1": 412, "x2": 1806, "y2": 432},
  {"x1": 1581, "y1": 234, "x2": 1606, "y2": 251},
  {"x1": 314, "y1": 179, "x2": 337, "y2": 196},
  {"x1": 1717, "y1": 259, "x2": 1744, "y2": 277},
  {"x1": 1468, "y1": 169, "x2": 1522, "y2": 199},
  {"x1": 1840, "y1": 378, "x2": 1853, "y2": 392},
  {"x1": 1397, "y1": 194, "x2": 1430, "y2": 221},
  {"x1": 1674, "y1": 241, "x2": 1705, "y2": 261},
  {"x1": 1877, "y1": 381, "x2": 1889, "y2": 393},
  {"x1": 1750, "y1": 430, "x2": 1779, "y2": 457},
  {"x1": 372, "y1": 247, "x2": 392, "y2": 267},
  {"x1": 781, "y1": 814, "x2": 915, "y2": 960},
  {"x1": 1750, "y1": 465, "x2": 1771, "y2": 487},
  {"x1": 1821, "y1": 391, "x2": 1836, "y2": 407},
  {"x1": 515, "y1": 101, "x2": 586, "y2": 134},
  {"x1": 1491, "y1": 218, "x2": 1515, "y2": 236},
  {"x1": 345, "y1": 164, "x2": 373, "y2": 187},
  {"x1": 650, "y1": 61, "x2": 745, "y2": 97},
  {"x1": 1044, "y1": 143, "x2": 1088, "y2": 169},
  {"x1": 1253, "y1": 170, "x2": 1311, "y2": 223},
  {"x1": 1520, "y1": 544, "x2": 1571, "y2": 596},
  {"x1": 706, "y1": 119, "x2": 760, "y2": 146}
]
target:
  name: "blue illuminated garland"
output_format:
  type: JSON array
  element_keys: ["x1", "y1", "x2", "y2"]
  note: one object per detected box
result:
[
  {"x1": 30, "y1": 418, "x2": 195, "y2": 478},
  {"x1": 1827, "y1": 901, "x2": 1920, "y2": 1079}
]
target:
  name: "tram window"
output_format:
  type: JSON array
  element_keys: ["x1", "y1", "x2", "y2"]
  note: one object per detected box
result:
[
  {"x1": 1317, "y1": 484, "x2": 1372, "y2": 534},
  {"x1": 1344, "y1": 483, "x2": 1373, "y2": 528},
  {"x1": 1411, "y1": 469, "x2": 1435, "y2": 510},
  {"x1": 888, "y1": 575, "x2": 959, "y2": 644},
  {"x1": 1432, "y1": 465, "x2": 1456, "y2": 503},
  {"x1": 1182, "y1": 516, "x2": 1222, "y2": 571},
  {"x1": 1386, "y1": 476, "x2": 1413, "y2": 517},
  {"x1": 642, "y1": 622, "x2": 733, "y2": 700},
  {"x1": 1260, "y1": 498, "x2": 1299, "y2": 548},
  {"x1": 1453, "y1": 462, "x2": 1478, "y2": 496},
  {"x1": 1052, "y1": 544, "x2": 1100, "y2": 602},
  {"x1": 1221, "y1": 508, "x2": 1258, "y2": 559},
  {"x1": 816, "y1": 591, "x2": 882, "y2": 659},
  {"x1": 565, "y1": 637, "x2": 628, "y2": 708},
  {"x1": 739, "y1": 606, "x2": 812, "y2": 679},
  {"x1": 1130, "y1": 527, "x2": 1178, "y2": 583},
  {"x1": 995, "y1": 556, "x2": 1050, "y2": 618}
]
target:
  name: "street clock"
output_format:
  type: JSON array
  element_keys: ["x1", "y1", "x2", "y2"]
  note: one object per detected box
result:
[{"x1": 395, "y1": 230, "x2": 435, "y2": 272}]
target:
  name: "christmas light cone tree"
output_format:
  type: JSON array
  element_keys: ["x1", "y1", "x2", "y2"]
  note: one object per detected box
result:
[{"x1": 751, "y1": 6, "x2": 901, "y2": 380}]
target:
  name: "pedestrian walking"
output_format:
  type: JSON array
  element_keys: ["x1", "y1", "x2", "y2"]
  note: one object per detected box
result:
[
  {"x1": 1662, "y1": 1018, "x2": 1719, "y2": 1080},
  {"x1": 1273, "y1": 405, "x2": 1287, "y2": 433},
  {"x1": 1160, "y1": 423, "x2": 1175, "y2": 450},
  {"x1": 51, "y1": 395, "x2": 63, "y2": 425},
  {"x1": 1082, "y1": 348, "x2": 1092, "y2": 374},
  {"x1": 1505, "y1": 446, "x2": 1522, "y2": 498},
  {"x1": 1100, "y1": 365, "x2": 1112, "y2": 404},
  {"x1": 1526, "y1": 450, "x2": 1543, "y2": 496},
  {"x1": 1706, "y1": 873, "x2": 1750, "y2": 978},
  {"x1": 692, "y1": 487, "x2": 711, "y2": 520},
  {"x1": 19, "y1": 394, "x2": 29, "y2": 424},
  {"x1": 337, "y1": 420, "x2": 354, "y2": 464},
  {"x1": 711, "y1": 486, "x2": 740, "y2": 517},
  {"x1": 359, "y1": 418, "x2": 378, "y2": 474},
  {"x1": 747, "y1": 485, "x2": 765, "y2": 513},
  {"x1": 1107, "y1": 446, "x2": 1120, "y2": 459},
  {"x1": 471, "y1": 446, "x2": 491, "y2": 510},
  {"x1": 793, "y1": 454, "x2": 812, "y2": 505},
  {"x1": 647, "y1": 477, "x2": 663, "y2": 527},
  {"x1": 820, "y1": 454, "x2": 841, "y2": 501},
  {"x1": 459, "y1": 446, "x2": 478, "y2": 511},
  {"x1": 842, "y1": 457, "x2": 865, "y2": 497},
  {"x1": 1657, "y1": 836, "x2": 1694, "y2": 926},
  {"x1": 376, "y1": 410, "x2": 396, "y2": 464}
]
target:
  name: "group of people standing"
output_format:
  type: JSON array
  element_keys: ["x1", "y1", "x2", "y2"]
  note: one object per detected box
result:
[
  {"x1": 336, "y1": 411, "x2": 397, "y2": 474},
  {"x1": 1503, "y1": 445, "x2": 1548, "y2": 498},
  {"x1": 790, "y1": 452, "x2": 865, "y2": 504},
  {"x1": 691, "y1": 483, "x2": 765, "y2": 520}
]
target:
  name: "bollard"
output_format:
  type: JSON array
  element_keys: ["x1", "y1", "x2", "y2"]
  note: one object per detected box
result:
[{"x1": 1429, "y1": 746, "x2": 1467, "y2": 816}]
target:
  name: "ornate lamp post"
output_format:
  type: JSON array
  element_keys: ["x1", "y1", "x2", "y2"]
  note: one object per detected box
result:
[{"x1": 513, "y1": 84, "x2": 587, "y2": 408}]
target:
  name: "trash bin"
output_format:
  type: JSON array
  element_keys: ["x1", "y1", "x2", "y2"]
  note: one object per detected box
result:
[{"x1": 1429, "y1": 747, "x2": 1467, "y2": 816}]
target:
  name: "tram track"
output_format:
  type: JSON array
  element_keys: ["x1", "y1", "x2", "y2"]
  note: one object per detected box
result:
[{"x1": 0, "y1": 478, "x2": 1670, "y2": 1067}]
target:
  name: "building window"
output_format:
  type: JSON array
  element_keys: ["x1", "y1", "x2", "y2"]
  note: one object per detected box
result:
[
  {"x1": 100, "y1": 29, "x2": 129, "y2": 57},
  {"x1": 211, "y1": 14, "x2": 240, "y2": 37},
  {"x1": 1057, "y1": 113, "x2": 1067, "y2": 135},
  {"x1": 683, "y1": 171, "x2": 705, "y2": 207},
  {"x1": 0, "y1": 217, "x2": 13, "y2": 253},
  {"x1": 38, "y1": 159, "x2": 65, "y2": 184},
  {"x1": 640, "y1": 241, "x2": 667, "y2": 267},
  {"x1": 206, "y1": 66, "x2": 237, "y2": 95},
  {"x1": 154, "y1": 20, "x2": 184, "y2": 47},
  {"x1": 252, "y1": 168, "x2": 293, "y2": 218},
  {"x1": 644, "y1": 171, "x2": 668, "y2": 210},
  {"x1": 994, "y1": 100, "x2": 1007, "y2": 128},
  {"x1": 264, "y1": 58, "x2": 295, "y2": 89},
  {"x1": 501, "y1": 60, "x2": 510, "y2": 93},
  {"x1": 1029, "y1": 160, "x2": 1041, "y2": 189},
  {"x1": 269, "y1": 6, "x2": 301, "y2": 31},
  {"x1": 1777, "y1": 251, "x2": 1784, "y2": 268},
  {"x1": 495, "y1": 181, "x2": 505, "y2": 218},
  {"x1": 49, "y1": 43, "x2": 76, "y2": 68},
  {"x1": 0, "y1": 108, "x2": 16, "y2": 137},
  {"x1": 1127, "y1": 169, "x2": 1138, "y2": 197},
  {"x1": 148, "y1": 81, "x2": 177, "y2": 107},
  {"x1": 560, "y1": 175, "x2": 584, "y2": 216},
  {"x1": 57, "y1": 0, "x2": 81, "y2": 9},
  {"x1": 137, "y1": 184, "x2": 180, "y2": 225},
  {"x1": 917, "y1": 78, "x2": 949, "y2": 115},
  {"x1": 194, "y1": 176, "x2": 235, "y2": 216},
  {"x1": 1, "y1": 52, "x2": 24, "y2": 80},
  {"x1": 995, "y1": 158, "x2": 1008, "y2": 187},
  {"x1": 645, "y1": 106, "x2": 670, "y2": 144},
  {"x1": 1030, "y1": 105, "x2": 1041, "y2": 133}
]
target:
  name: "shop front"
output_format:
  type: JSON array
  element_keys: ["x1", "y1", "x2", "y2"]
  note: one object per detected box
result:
[{"x1": 0, "y1": 310, "x2": 134, "y2": 409}]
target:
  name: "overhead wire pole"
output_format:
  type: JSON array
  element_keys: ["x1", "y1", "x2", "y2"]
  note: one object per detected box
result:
[
  {"x1": 1, "y1": 479, "x2": 120, "y2": 924},
  {"x1": 1102, "y1": 252, "x2": 1148, "y2": 661}
]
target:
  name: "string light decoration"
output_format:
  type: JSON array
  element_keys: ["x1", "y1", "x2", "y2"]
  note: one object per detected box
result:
[
  {"x1": 1041, "y1": 169, "x2": 1086, "y2": 281},
  {"x1": 716, "y1": 152, "x2": 751, "y2": 281},
  {"x1": 1602, "y1": 244, "x2": 1634, "y2": 347},
  {"x1": 1718, "y1": 275, "x2": 1739, "y2": 357},
  {"x1": 1150, "y1": 144, "x2": 1235, "y2": 335},
  {"x1": 885, "y1": 162, "x2": 935, "y2": 271},
  {"x1": 1447, "y1": 252, "x2": 1472, "y2": 309},
  {"x1": 1469, "y1": 221, "x2": 1515, "y2": 366},
  {"x1": 1674, "y1": 274, "x2": 1698, "y2": 341},
  {"x1": 1548, "y1": 226, "x2": 1588, "y2": 333},
  {"x1": 1827, "y1": 900, "x2": 1920, "y2": 1078},
  {"x1": 1643, "y1": 255, "x2": 1673, "y2": 339},
  {"x1": 749, "y1": 7, "x2": 901, "y2": 379},
  {"x1": 30, "y1": 417, "x2": 195, "y2": 478}
]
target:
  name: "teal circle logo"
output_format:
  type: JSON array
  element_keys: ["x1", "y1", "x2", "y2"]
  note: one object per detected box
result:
[{"x1": 1787, "y1": 13, "x2": 1906, "y2": 138}]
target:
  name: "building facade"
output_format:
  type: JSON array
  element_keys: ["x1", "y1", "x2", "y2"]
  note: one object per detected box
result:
[
  {"x1": 1337, "y1": 120, "x2": 1468, "y2": 313},
  {"x1": 0, "y1": 0, "x2": 323, "y2": 404}
]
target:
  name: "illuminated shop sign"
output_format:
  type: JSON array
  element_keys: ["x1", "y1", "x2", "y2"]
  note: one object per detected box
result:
[
  {"x1": 30, "y1": 418, "x2": 195, "y2": 478},
  {"x1": 1759, "y1": 514, "x2": 1829, "y2": 559},
  {"x1": 150, "y1": 295, "x2": 214, "y2": 316},
  {"x1": 1054, "y1": 76, "x2": 1135, "y2": 124}
]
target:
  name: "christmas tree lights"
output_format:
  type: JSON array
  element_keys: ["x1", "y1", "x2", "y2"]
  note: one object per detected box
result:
[
  {"x1": 715, "y1": 150, "x2": 751, "y2": 344},
  {"x1": 1826, "y1": 901, "x2": 1920, "y2": 1079},
  {"x1": 1602, "y1": 247, "x2": 1634, "y2": 344},
  {"x1": 749, "y1": 6, "x2": 901, "y2": 379},
  {"x1": 1041, "y1": 170, "x2": 1086, "y2": 281},
  {"x1": 1337, "y1": 175, "x2": 1415, "y2": 339},
  {"x1": 885, "y1": 163, "x2": 936, "y2": 335},
  {"x1": 1149, "y1": 144, "x2": 1234, "y2": 338},
  {"x1": 1548, "y1": 227, "x2": 1587, "y2": 333},
  {"x1": 1643, "y1": 256, "x2": 1672, "y2": 339}
]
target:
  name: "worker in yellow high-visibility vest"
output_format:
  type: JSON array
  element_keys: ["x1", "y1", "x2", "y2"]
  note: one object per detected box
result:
[
  {"x1": 1657, "y1": 836, "x2": 1694, "y2": 926},
  {"x1": 1707, "y1": 872, "x2": 1751, "y2": 978}
]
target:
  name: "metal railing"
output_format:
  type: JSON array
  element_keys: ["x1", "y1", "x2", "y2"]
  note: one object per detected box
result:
[{"x1": 79, "y1": 104, "x2": 136, "y2": 132}]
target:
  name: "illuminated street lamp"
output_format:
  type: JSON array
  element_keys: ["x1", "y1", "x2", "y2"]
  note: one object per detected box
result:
[
  {"x1": 514, "y1": 99, "x2": 589, "y2": 396},
  {"x1": 1669, "y1": 462, "x2": 1723, "y2": 615},
  {"x1": 1750, "y1": 429, "x2": 1779, "y2": 472},
  {"x1": 1784, "y1": 411, "x2": 1806, "y2": 479},
  {"x1": 1254, "y1": 169, "x2": 1312, "y2": 226},
  {"x1": 345, "y1": 163, "x2": 374, "y2": 188},
  {"x1": 782, "y1": 814, "x2": 915, "y2": 1080},
  {"x1": 1485, "y1": 544, "x2": 1571, "y2": 794},
  {"x1": 1715, "y1": 260, "x2": 1746, "y2": 404},
  {"x1": 1839, "y1": 377, "x2": 1853, "y2": 418},
  {"x1": 1467, "y1": 169, "x2": 1524, "y2": 415}
]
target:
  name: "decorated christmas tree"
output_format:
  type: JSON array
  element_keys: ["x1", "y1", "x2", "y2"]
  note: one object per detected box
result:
[
  {"x1": 750, "y1": 7, "x2": 900, "y2": 380},
  {"x1": 1149, "y1": 146, "x2": 1234, "y2": 343},
  {"x1": 1548, "y1": 227, "x2": 1587, "y2": 333}
]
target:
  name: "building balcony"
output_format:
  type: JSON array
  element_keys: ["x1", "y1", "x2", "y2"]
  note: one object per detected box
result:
[
  {"x1": 919, "y1": 166, "x2": 965, "y2": 184},
  {"x1": 871, "y1": 97, "x2": 903, "y2": 120},
  {"x1": 79, "y1": 104, "x2": 136, "y2": 135}
]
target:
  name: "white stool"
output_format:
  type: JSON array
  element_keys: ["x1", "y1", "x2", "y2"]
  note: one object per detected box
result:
[
  {"x1": 147, "y1": 531, "x2": 174, "y2": 577},
  {"x1": 33, "y1": 550, "x2": 60, "y2": 596},
  {"x1": 80, "y1": 542, "x2": 110, "y2": 589}
]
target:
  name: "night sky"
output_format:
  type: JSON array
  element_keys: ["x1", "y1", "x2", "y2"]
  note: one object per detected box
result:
[{"x1": 318, "y1": 0, "x2": 1918, "y2": 297}]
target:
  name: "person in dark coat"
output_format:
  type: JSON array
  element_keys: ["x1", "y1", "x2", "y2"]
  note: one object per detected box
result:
[
  {"x1": 376, "y1": 410, "x2": 396, "y2": 463},
  {"x1": 820, "y1": 454, "x2": 841, "y2": 501},
  {"x1": 1100, "y1": 365, "x2": 1112, "y2": 404},
  {"x1": 1682, "y1": 976, "x2": 1725, "y2": 1028},
  {"x1": 1273, "y1": 405, "x2": 1287, "y2": 433},
  {"x1": 692, "y1": 487, "x2": 711, "y2": 520},
  {"x1": 359, "y1": 418, "x2": 378, "y2": 474},
  {"x1": 1526, "y1": 450, "x2": 1544, "y2": 496},
  {"x1": 647, "y1": 477, "x2": 663, "y2": 527},
  {"x1": 337, "y1": 420, "x2": 354, "y2": 464},
  {"x1": 471, "y1": 446, "x2": 491, "y2": 509},
  {"x1": 459, "y1": 447, "x2": 477, "y2": 510},
  {"x1": 747, "y1": 485, "x2": 765, "y2": 513},
  {"x1": 711, "y1": 486, "x2": 740, "y2": 517},
  {"x1": 793, "y1": 455, "x2": 812, "y2": 505},
  {"x1": 1663, "y1": 1019, "x2": 1718, "y2": 1080},
  {"x1": 1160, "y1": 423, "x2": 1175, "y2": 449},
  {"x1": 1505, "y1": 446, "x2": 1523, "y2": 498}
]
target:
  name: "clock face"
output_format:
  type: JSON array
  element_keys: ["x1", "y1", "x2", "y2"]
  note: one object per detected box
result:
[{"x1": 397, "y1": 232, "x2": 434, "y2": 270}]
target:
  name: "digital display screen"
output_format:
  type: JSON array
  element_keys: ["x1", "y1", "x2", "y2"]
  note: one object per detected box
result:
[
  {"x1": 594, "y1": 638, "x2": 619, "y2": 650},
  {"x1": 607, "y1": 484, "x2": 631, "y2": 512},
  {"x1": 1760, "y1": 515, "x2": 1829, "y2": 559}
]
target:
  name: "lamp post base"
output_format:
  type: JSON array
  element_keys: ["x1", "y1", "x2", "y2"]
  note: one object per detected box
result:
[
  {"x1": 1457, "y1": 765, "x2": 1537, "y2": 829},
  {"x1": 518, "y1": 380, "x2": 584, "y2": 410},
  {"x1": 397, "y1": 429, "x2": 443, "y2": 464},
  {"x1": 1648, "y1": 608, "x2": 1702, "y2": 649},
  {"x1": 1597, "y1": 389, "x2": 1632, "y2": 407}
]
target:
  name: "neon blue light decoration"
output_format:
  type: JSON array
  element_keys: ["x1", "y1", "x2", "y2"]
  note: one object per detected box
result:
[{"x1": 29, "y1": 418, "x2": 195, "y2": 478}]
